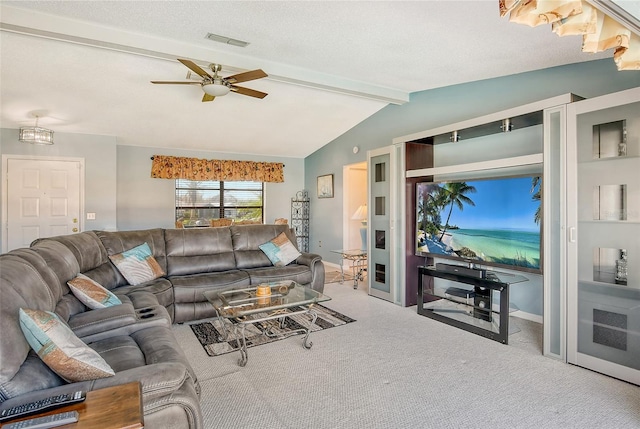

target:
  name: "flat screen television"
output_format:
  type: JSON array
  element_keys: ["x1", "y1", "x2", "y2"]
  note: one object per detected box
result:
[{"x1": 416, "y1": 175, "x2": 542, "y2": 273}]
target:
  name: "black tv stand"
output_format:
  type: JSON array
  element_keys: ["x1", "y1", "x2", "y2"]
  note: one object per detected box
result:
[
  {"x1": 435, "y1": 262, "x2": 486, "y2": 279},
  {"x1": 417, "y1": 265, "x2": 529, "y2": 344}
]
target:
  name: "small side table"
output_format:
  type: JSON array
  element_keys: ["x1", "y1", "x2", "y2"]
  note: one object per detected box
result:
[{"x1": 331, "y1": 249, "x2": 367, "y2": 289}]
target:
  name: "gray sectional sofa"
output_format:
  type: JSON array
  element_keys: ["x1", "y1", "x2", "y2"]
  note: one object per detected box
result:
[{"x1": 0, "y1": 224, "x2": 324, "y2": 428}]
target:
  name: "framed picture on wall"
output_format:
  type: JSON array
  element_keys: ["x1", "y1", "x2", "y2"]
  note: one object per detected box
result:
[{"x1": 317, "y1": 174, "x2": 334, "y2": 198}]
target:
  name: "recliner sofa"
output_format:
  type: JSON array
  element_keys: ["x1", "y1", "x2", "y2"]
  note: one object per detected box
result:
[{"x1": 0, "y1": 224, "x2": 324, "y2": 428}]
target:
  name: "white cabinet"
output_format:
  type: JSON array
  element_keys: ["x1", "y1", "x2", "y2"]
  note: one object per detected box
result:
[{"x1": 567, "y1": 87, "x2": 640, "y2": 385}]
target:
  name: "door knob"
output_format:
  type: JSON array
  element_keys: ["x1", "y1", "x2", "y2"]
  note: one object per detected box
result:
[
  {"x1": 72, "y1": 218, "x2": 78, "y2": 223},
  {"x1": 72, "y1": 228, "x2": 78, "y2": 232}
]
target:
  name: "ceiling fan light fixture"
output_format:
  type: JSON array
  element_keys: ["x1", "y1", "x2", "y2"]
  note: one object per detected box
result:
[
  {"x1": 19, "y1": 116, "x2": 54, "y2": 145},
  {"x1": 153, "y1": 59, "x2": 267, "y2": 101},
  {"x1": 202, "y1": 82, "x2": 231, "y2": 97}
]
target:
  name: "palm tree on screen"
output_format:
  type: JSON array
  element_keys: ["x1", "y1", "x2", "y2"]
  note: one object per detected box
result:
[
  {"x1": 438, "y1": 182, "x2": 476, "y2": 242},
  {"x1": 531, "y1": 176, "x2": 541, "y2": 225},
  {"x1": 420, "y1": 185, "x2": 446, "y2": 237}
]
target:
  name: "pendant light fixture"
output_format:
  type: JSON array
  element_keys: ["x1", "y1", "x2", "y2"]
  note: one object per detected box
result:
[{"x1": 19, "y1": 116, "x2": 54, "y2": 145}]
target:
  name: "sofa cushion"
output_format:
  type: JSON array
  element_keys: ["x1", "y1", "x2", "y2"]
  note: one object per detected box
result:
[
  {"x1": 165, "y1": 228, "x2": 236, "y2": 276},
  {"x1": 19, "y1": 308, "x2": 115, "y2": 382},
  {"x1": 170, "y1": 270, "x2": 250, "y2": 304},
  {"x1": 90, "y1": 335, "x2": 146, "y2": 372},
  {"x1": 0, "y1": 254, "x2": 60, "y2": 400},
  {"x1": 96, "y1": 229, "x2": 168, "y2": 286},
  {"x1": 231, "y1": 224, "x2": 299, "y2": 269},
  {"x1": 110, "y1": 278, "x2": 174, "y2": 308},
  {"x1": 27, "y1": 241, "x2": 81, "y2": 302},
  {"x1": 68, "y1": 274, "x2": 122, "y2": 309},
  {"x1": 259, "y1": 232, "x2": 301, "y2": 267},
  {"x1": 89, "y1": 326, "x2": 200, "y2": 395},
  {"x1": 32, "y1": 231, "x2": 108, "y2": 274},
  {"x1": 0, "y1": 353, "x2": 65, "y2": 402},
  {"x1": 244, "y1": 264, "x2": 313, "y2": 286},
  {"x1": 109, "y1": 243, "x2": 165, "y2": 286},
  {"x1": 7, "y1": 248, "x2": 64, "y2": 302}
]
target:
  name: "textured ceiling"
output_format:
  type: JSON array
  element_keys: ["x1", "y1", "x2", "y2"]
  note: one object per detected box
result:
[{"x1": 0, "y1": 1, "x2": 611, "y2": 157}]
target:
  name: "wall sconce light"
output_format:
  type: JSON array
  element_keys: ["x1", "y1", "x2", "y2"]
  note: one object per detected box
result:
[
  {"x1": 19, "y1": 116, "x2": 54, "y2": 145},
  {"x1": 501, "y1": 118, "x2": 513, "y2": 132},
  {"x1": 450, "y1": 131, "x2": 460, "y2": 142}
]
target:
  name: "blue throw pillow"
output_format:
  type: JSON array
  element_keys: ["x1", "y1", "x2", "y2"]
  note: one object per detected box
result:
[
  {"x1": 68, "y1": 274, "x2": 121, "y2": 309},
  {"x1": 259, "y1": 232, "x2": 301, "y2": 267},
  {"x1": 109, "y1": 242, "x2": 165, "y2": 285},
  {"x1": 19, "y1": 308, "x2": 115, "y2": 382}
]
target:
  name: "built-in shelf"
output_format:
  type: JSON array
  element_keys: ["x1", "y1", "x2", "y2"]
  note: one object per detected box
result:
[
  {"x1": 394, "y1": 94, "x2": 581, "y2": 145},
  {"x1": 405, "y1": 154, "x2": 543, "y2": 178}
]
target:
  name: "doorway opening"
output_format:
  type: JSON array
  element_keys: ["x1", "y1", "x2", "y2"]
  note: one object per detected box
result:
[{"x1": 342, "y1": 162, "x2": 367, "y2": 252}]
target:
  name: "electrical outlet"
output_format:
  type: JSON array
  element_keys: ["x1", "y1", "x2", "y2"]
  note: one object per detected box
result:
[
  {"x1": 319, "y1": 240, "x2": 322, "y2": 247},
  {"x1": 86, "y1": 212, "x2": 96, "y2": 220}
]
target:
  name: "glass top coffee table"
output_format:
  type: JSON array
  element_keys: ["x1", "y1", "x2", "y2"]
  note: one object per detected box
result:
[{"x1": 203, "y1": 281, "x2": 331, "y2": 366}]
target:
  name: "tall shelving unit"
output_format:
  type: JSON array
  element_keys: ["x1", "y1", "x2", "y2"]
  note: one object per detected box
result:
[
  {"x1": 291, "y1": 190, "x2": 310, "y2": 252},
  {"x1": 566, "y1": 87, "x2": 640, "y2": 385}
]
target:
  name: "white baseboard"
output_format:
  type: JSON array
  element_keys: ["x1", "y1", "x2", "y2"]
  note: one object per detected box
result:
[
  {"x1": 511, "y1": 310, "x2": 543, "y2": 324},
  {"x1": 323, "y1": 261, "x2": 342, "y2": 270}
]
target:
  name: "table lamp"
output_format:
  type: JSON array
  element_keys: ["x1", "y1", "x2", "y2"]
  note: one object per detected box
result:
[{"x1": 351, "y1": 204, "x2": 368, "y2": 251}]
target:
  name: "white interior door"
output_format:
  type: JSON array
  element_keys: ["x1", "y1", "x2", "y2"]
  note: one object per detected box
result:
[
  {"x1": 368, "y1": 146, "x2": 396, "y2": 302},
  {"x1": 3, "y1": 157, "x2": 83, "y2": 252}
]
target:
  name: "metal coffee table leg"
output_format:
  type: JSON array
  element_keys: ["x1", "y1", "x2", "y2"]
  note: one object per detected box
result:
[
  {"x1": 302, "y1": 309, "x2": 318, "y2": 349},
  {"x1": 232, "y1": 306, "x2": 320, "y2": 367},
  {"x1": 235, "y1": 322, "x2": 249, "y2": 367}
]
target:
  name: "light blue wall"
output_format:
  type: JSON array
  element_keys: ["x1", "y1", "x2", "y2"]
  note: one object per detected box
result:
[
  {"x1": 0, "y1": 128, "x2": 118, "y2": 246},
  {"x1": 1, "y1": 129, "x2": 304, "y2": 245},
  {"x1": 116, "y1": 146, "x2": 304, "y2": 231},
  {"x1": 305, "y1": 58, "x2": 640, "y2": 314}
]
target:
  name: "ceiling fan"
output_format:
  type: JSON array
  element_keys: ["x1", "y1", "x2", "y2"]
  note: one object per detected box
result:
[{"x1": 151, "y1": 59, "x2": 268, "y2": 102}]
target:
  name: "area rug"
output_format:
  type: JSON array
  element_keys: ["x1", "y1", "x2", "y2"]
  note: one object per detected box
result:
[{"x1": 190, "y1": 304, "x2": 356, "y2": 357}]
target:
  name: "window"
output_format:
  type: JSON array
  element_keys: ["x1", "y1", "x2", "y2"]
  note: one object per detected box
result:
[{"x1": 176, "y1": 179, "x2": 263, "y2": 225}]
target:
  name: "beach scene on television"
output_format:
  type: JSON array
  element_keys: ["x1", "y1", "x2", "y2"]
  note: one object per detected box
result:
[{"x1": 416, "y1": 176, "x2": 541, "y2": 270}]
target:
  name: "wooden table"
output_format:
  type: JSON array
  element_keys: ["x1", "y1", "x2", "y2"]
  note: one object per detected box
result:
[{"x1": 2, "y1": 382, "x2": 144, "y2": 428}]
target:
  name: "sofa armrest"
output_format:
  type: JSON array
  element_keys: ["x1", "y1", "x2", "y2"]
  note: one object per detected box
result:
[
  {"x1": 67, "y1": 304, "x2": 137, "y2": 338},
  {"x1": 0, "y1": 363, "x2": 190, "y2": 412},
  {"x1": 295, "y1": 253, "x2": 325, "y2": 292},
  {"x1": 91, "y1": 362, "x2": 194, "y2": 401},
  {"x1": 295, "y1": 252, "x2": 321, "y2": 267},
  {"x1": 70, "y1": 305, "x2": 172, "y2": 343},
  {"x1": 93, "y1": 364, "x2": 202, "y2": 429}
]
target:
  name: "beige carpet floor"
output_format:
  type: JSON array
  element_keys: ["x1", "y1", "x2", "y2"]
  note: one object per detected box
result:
[{"x1": 173, "y1": 273, "x2": 640, "y2": 429}]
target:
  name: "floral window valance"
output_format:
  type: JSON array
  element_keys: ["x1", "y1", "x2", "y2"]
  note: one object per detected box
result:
[
  {"x1": 500, "y1": 0, "x2": 640, "y2": 71},
  {"x1": 150, "y1": 155, "x2": 284, "y2": 183}
]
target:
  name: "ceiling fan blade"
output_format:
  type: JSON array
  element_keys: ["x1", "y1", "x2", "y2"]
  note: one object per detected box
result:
[
  {"x1": 151, "y1": 81, "x2": 202, "y2": 85},
  {"x1": 202, "y1": 94, "x2": 215, "y2": 102},
  {"x1": 230, "y1": 85, "x2": 268, "y2": 99},
  {"x1": 225, "y1": 69, "x2": 267, "y2": 84},
  {"x1": 178, "y1": 59, "x2": 212, "y2": 79}
]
